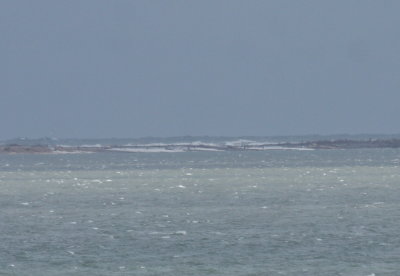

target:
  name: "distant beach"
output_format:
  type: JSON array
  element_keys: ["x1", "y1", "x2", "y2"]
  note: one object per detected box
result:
[{"x1": 1, "y1": 138, "x2": 400, "y2": 154}]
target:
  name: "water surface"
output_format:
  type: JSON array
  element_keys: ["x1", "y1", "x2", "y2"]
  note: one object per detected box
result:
[{"x1": 1, "y1": 149, "x2": 400, "y2": 275}]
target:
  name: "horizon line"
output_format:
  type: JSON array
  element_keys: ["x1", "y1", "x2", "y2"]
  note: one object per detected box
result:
[{"x1": 2, "y1": 133, "x2": 400, "y2": 142}]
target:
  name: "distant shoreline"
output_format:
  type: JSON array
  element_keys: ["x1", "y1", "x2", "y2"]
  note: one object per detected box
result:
[{"x1": 1, "y1": 139, "x2": 400, "y2": 154}]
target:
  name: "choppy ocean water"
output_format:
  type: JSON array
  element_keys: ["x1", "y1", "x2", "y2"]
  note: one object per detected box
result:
[{"x1": 1, "y1": 147, "x2": 400, "y2": 275}]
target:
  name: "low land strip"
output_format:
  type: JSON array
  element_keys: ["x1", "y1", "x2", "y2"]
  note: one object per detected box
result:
[{"x1": 1, "y1": 139, "x2": 400, "y2": 154}]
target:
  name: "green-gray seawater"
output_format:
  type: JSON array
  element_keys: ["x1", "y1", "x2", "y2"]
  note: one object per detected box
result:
[{"x1": 1, "y1": 149, "x2": 400, "y2": 275}]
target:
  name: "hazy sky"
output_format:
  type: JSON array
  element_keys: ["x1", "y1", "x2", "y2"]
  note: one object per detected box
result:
[{"x1": 1, "y1": 1, "x2": 399, "y2": 139}]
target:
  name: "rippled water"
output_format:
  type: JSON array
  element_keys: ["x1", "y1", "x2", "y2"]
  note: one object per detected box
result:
[{"x1": 1, "y1": 149, "x2": 400, "y2": 275}]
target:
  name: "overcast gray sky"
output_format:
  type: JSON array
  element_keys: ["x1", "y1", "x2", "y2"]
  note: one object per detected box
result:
[{"x1": 1, "y1": 1, "x2": 399, "y2": 139}]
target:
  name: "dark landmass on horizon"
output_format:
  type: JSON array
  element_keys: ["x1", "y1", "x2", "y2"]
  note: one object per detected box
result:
[{"x1": 1, "y1": 138, "x2": 400, "y2": 154}]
